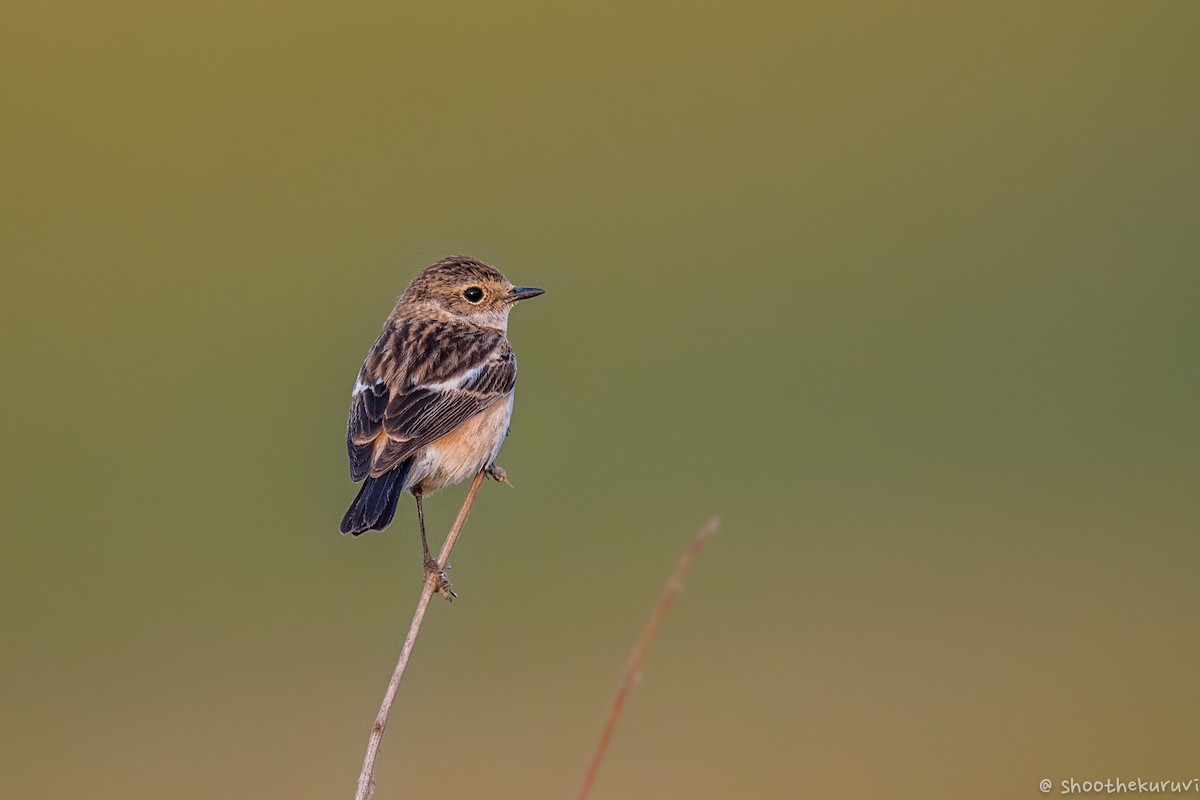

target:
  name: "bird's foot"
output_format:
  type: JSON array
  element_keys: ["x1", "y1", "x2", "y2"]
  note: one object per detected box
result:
[
  {"x1": 485, "y1": 463, "x2": 512, "y2": 486},
  {"x1": 424, "y1": 556, "x2": 456, "y2": 601}
]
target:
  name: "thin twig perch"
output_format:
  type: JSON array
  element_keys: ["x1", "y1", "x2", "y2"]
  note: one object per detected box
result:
[
  {"x1": 353, "y1": 469, "x2": 487, "y2": 800},
  {"x1": 576, "y1": 516, "x2": 720, "y2": 800}
]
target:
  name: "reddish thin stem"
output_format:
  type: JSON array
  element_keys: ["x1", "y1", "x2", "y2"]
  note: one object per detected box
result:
[{"x1": 576, "y1": 516, "x2": 720, "y2": 800}]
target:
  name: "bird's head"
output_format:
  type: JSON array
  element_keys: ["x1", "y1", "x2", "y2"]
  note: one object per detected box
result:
[{"x1": 396, "y1": 256, "x2": 544, "y2": 331}]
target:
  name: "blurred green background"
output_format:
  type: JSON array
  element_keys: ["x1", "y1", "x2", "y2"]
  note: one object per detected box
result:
[{"x1": 2, "y1": 2, "x2": 1198, "y2": 798}]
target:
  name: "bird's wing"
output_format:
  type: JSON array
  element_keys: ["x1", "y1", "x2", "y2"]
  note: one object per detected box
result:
[{"x1": 346, "y1": 323, "x2": 516, "y2": 480}]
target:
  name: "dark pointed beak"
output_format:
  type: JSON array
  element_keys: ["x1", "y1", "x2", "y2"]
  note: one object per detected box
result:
[{"x1": 508, "y1": 286, "x2": 545, "y2": 302}]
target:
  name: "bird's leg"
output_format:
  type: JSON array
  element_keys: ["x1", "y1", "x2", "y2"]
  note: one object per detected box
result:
[
  {"x1": 414, "y1": 487, "x2": 431, "y2": 563},
  {"x1": 415, "y1": 488, "x2": 455, "y2": 600},
  {"x1": 485, "y1": 462, "x2": 511, "y2": 486}
]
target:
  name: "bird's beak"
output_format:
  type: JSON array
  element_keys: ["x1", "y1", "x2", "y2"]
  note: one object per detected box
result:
[{"x1": 507, "y1": 286, "x2": 545, "y2": 302}]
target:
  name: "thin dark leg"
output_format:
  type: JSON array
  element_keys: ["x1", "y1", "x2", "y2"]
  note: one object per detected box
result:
[
  {"x1": 414, "y1": 488, "x2": 431, "y2": 564},
  {"x1": 415, "y1": 486, "x2": 456, "y2": 600}
]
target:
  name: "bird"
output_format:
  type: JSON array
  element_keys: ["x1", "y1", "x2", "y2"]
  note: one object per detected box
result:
[{"x1": 339, "y1": 256, "x2": 544, "y2": 593}]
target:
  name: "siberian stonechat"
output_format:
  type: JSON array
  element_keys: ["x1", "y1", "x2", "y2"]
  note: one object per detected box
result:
[{"x1": 340, "y1": 256, "x2": 543, "y2": 587}]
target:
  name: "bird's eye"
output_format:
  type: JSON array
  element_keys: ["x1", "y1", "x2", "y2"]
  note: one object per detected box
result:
[{"x1": 463, "y1": 287, "x2": 484, "y2": 303}]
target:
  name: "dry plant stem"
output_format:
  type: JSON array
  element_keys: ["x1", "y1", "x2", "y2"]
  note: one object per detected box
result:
[
  {"x1": 576, "y1": 516, "x2": 720, "y2": 800},
  {"x1": 354, "y1": 469, "x2": 487, "y2": 800}
]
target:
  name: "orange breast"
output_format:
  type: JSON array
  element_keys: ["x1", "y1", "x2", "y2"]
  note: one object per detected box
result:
[{"x1": 408, "y1": 393, "x2": 515, "y2": 494}]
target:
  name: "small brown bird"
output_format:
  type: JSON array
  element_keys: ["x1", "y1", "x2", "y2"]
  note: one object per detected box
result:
[{"x1": 340, "y1": 256, "x2": 544, "y2": 584}]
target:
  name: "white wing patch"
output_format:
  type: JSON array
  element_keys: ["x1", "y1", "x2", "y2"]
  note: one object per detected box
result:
[
  {"x1": 352, "y1": 376, "x2": 384, "y2": 396},
  {"x1": 420, "y1": 363, "x2": 485, "y2": 393}
]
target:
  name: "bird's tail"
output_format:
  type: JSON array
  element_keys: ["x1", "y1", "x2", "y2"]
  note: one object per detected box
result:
[{"x1": 340, "y1": 463, "x2": 410, "y2": 535}]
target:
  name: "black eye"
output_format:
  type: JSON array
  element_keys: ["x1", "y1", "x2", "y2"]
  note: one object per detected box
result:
[{"x1": 463, "y1": 287, "x2": 484, "y2": 303}]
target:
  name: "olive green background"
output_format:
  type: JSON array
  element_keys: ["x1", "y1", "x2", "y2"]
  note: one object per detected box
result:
[{"x1": 2, "y1": 2, "x2": 1198, "y2": 798}]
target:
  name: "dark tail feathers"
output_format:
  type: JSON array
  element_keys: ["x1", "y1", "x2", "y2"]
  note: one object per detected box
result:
[{"x1": 340, "y1": 463, "x2": 410, "y2": 535}]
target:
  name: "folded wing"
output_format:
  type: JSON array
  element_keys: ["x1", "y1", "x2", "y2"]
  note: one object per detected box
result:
[{"x1": 346, "y1": 323, "x2": 516, "y2": 481}]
